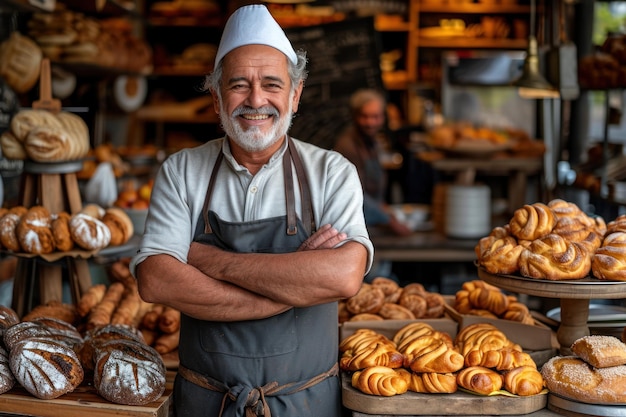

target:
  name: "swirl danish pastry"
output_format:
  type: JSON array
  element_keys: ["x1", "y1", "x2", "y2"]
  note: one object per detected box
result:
[
  {"x1": 509, "y1": 202, "x2": 557, "y2": 241},
  {"x1": 591, "y1": 231, "x2": 626, "y2": 281},
  {"x1": 518, "y1": 233, "x2": 592, "y2": 280}
]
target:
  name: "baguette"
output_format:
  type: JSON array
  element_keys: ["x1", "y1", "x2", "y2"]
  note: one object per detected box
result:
[
  {"x1": 87, "y1": 282, "x2": 125, "y2": 329},
  {"x1": 77, "y1": 284, "x2": 106, "y2": 317}
]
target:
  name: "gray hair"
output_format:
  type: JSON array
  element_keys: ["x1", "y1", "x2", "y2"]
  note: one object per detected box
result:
[{"x1": 202, "y1": 49, "x2": 308, "y2": 96}]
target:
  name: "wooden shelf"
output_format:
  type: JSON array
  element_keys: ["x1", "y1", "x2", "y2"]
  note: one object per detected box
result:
[
  {"x1": 147, "y1": 15, "x2": 223, "y2": 27},
  {"x1": 417, "y1": 37, "x2": 528, "y2": 49},
  {"x1": 419, "y1": 4, "x2": 531, "y2": 14}
]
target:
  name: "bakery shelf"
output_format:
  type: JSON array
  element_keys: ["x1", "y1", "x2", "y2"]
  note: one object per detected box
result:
[
  {"x1": 57, "y1": 0, "x2": 138, "y2": 16},
  {"x1": 419, "y1": 4, "x2": 531, "y2": 14},
  {"x1": 417, "y1": 37, "x2": 528, "y2": 49},
  {"x1": 147, "y1": 15, "x2": 223, "y2": 28}
]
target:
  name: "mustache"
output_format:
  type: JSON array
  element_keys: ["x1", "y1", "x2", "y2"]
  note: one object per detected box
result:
[{"x1": 232, "y1": 106, "x2": 279, "y2": 117}]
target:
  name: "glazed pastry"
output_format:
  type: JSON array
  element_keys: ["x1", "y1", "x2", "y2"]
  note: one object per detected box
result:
[
  {"x1": 351, "y1": 366, "x2": 410, "y2": 396},
  {"x1": 455, "y1": 323, "x2": 521, "y2": 357},
  {"x1": 456, "y1": 366, "x2": 503, "y2": 395},
  {"x1": 518, "y1": 234, "x2": 592, "y2": 280},
  {"x1": 502, "y1": 365, "x2": 544, "y2": 396},
  {"x1": 407, "y1": 372, "x2": 457, "y2": 394},
  {"x1": 475, "y1": 235, "x2": 525, "y2": 275},
  {"x1": 509, "y1": 202, "x2": 557, "y2": 241},
  {"x1": 464, "y1": 348, "x2": 536, "y2": 371},
  {"x1": 591, "y1": 231, "x2": 626, "y2": 281},
  {"x1": 377, "y1": 302, "x2": 415, "y2": 320},
  {"x1": 340, "y1": 342, "x2": 404, "y2": 371},
  {"x1": 403, "y1": 337, "x2": 464, "y2": 374},
  {"x1": 346, "y1": 284, "x2": 385, "y2": 315},
  {"x1": 339, "y1": 329, "x2": 396, "y2": 355}
]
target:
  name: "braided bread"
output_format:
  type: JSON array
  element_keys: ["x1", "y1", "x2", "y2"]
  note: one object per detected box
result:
[
  {"x1": 509, "y1": 202, "x2": 557, "y2": 241},
  {"x1": 455, "y1": 323, "x2": 522, "y2": 356},
  {"x1": 456, "y1": 366, "x2": 503, "y2": 395},
  {"x1": 503, "y1": 366, "x2": 545, "y2": 396},
  {"x1": 607, "y1": 214, "x2": 626, "y2": 234},
  {"x1": 475, "y1": 235, "x2": 525, "y2": 275},
  {"x1": 591, "y1": 231, "x2": 626, "y2": 281},
  {"x1": 340, "y1": 342, "x2": 405, "y2": 371},
  {"x1": 464, "y1": 348, "x2": 536, "y2": 371},
  {"x1": 351, "y1": 366, "x2": 410, "y2": 396},
  {"x1": 518, "y1": 234, "x2": 592, "y2": 280},
  {"x1": 407, "y1": 372, "x2": 457, "y2": 394},
  {"x1": 392, "y1": 322, "x2": 437, "y2": 345},
  {"x1": 402, "y1": 337, "x2": 464, "y2": 374},
  {"x1": 467, "y1": 286, "x2": 510, "y2": 316},
  {"x1": 501, "y1": 301, "x2": 535, "y2": 325}
]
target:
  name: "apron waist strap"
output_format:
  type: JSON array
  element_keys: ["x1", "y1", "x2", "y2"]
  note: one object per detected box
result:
[{"x1": 178, "y1": 362, "x2": 339, "y2": 417}]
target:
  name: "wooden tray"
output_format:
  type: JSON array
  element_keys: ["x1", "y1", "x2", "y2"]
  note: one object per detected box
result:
[
  {"x1": 0, "y1": 371, "x2": 175, "y2": 417},
  {"x1": 342, "y1": 373, "x2": 547, "y2": 416}
]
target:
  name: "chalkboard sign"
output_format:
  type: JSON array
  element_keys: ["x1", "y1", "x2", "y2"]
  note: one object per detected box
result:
[{"x1": 285, "y1": 17, "x2": 384, "y2": 150}]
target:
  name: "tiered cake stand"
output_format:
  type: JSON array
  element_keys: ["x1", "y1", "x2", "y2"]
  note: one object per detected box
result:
[{"x1": 478, "y1": 267, "x2": 626, "y2": 355}]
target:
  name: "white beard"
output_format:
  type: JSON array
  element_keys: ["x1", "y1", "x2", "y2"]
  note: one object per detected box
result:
[{"x1": 219, "y1": 93, "x2": 294, "y2": 153}]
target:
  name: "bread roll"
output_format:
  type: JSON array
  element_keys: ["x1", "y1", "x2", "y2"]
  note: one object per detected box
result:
[
  {"x1": 93, "y1": 338, "x2": 166, "y2": 405},
  {"x1": 456, "y1": 366, "x2": 503, "y2": 395},
  {"x1": 102, "y1": 207, "x2": 134, "y2": 246},
  {"x1": 407, "y1": 372, "x2": 457, "y2": 394},
  {"x1": 571, "y1": 335, "x2": 626, "y2": 368},
  {"x1": 340, "y1": 341, "x2": 404, "y2": 371},
  {"x1": 502, "y1": 365, "x2": 544, "y2": 396},
  {"x1": 56, "y1": 111, "x2": 90, "y2": 159},
  {"x1": 51, "y1": 211, "x2": 74, "y2": 251},
  {"x1": 346, "y1": 284, "x2": 385, "y2": 315},
  {"x1": 9, "y1": 337, "x2": 84, "y2": 399},
  {"x1": 509, "y1": 202, "x2": 557, "y2": 241},
  {"x1": 0, "y1": 213, "x2": 23, "y2": 252},
  {"x1": 69, "y1": 213, "x2": 111, "y2": 251},
  {"x1": 518, "y1": 234, "x2": 592, "y2": 280},
  {"x1": 16, "y1": 205, "x2": 55, "y2": 254}
]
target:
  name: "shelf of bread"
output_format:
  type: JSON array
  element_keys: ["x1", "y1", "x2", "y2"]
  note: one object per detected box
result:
[
  {"x1": 419, "y1": 3, "x2": 530, "y2": 14},
  {"x1": 417, "y1": 36, "x2": 527, "y2": 49}
]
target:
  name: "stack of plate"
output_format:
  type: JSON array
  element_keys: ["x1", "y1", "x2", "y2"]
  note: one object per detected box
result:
[{"x1": 445, "y1": 184, "x2": 491, "y2": 239}]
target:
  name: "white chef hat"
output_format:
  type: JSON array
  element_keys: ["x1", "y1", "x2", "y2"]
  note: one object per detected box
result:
[{"x1": 214, "y1": 4, "x2": 297, "y2": 66}]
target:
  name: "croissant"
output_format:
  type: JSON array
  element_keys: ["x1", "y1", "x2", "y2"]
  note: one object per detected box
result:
[
  {"x1": 509, "y1": 202, "x2": 557, "y2": 241},
  {"x1": 340, "y1": 342, "x2": 405, "y2": 371},
  {"x1": 467, "y1": 286, "x2": 510, "y2": 316},
  {"x1": 455, "y1": 323, "x2": 521, "y2": 356},
  {"x1": 464, "y1": 348, "x2": 536, "y2": 371},
  {"x1": 503, "y1": 366, "x2": 544, "y2": 396},
  {"x1": 351, "y1": 366, "x2": 410, "y2": 396},
  {"x1": 475, "y1": 235, "x2": 525, "y2": 275},
  {"x1": 518, "y1": 234, "x2": 592, "y2": 280},
  {"x1": 407, "y1": 372, "x2": 457, "y2": 394},
  {"x1": 501, "y1": 301, "x2": 535, "y2": 325},
  {"x1": 456, "y1": 366, "x2": 503, "y2": 395},
  {"x1": 393, "y1": 322, "x2": 436, "y2": 345},
  {"x1": 591, "y1": 231, "x2": 626, "y2": 281},
  {"x1": 404, "y1": 338, "x2": 464, "y2": 374}
]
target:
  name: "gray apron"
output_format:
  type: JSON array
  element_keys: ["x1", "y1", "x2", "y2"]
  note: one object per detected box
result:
[{"x1": 175, "y1": 138, "x2": 342, "y2": 417}]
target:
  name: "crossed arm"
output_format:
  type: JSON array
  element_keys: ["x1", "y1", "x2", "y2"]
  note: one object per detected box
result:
[{"x1": 136, "y1": 224, "x2": 368, "y2": 322}]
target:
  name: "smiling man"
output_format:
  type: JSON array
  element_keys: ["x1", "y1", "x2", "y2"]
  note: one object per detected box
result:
[{"x1": 130, "y1": 4, "x2": 373, "y2": 417}]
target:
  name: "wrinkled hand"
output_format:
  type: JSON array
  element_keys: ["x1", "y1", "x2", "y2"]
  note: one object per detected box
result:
[{"x1": 298, "y1": 224, "x2": 347, "y2": 251}]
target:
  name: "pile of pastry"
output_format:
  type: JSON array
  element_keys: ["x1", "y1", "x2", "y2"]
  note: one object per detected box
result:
[
  {"x1": 1, "y1": 109, "x2": 90, "y2": 162},
  {"x1": 452, "y1": 280, "x2": 534, "y2": 325},
  {"x1": 542, "y1": 334, "x2": 626, "y2": 404},
  {"x1": 341, "y1": 321, "x2": 544, "y2": 397},
  {"x1": 339, "y1": 278, "x2": 446, "y2": 322},
  {"x1": 475, "y1": 199, "x2": 626, "y2": 281},
  {"x1": 0, "y1": 304, "x2": 166, "y2": 405},
  {"x1": 0, "y1": 203, "x2": 133, "y2": 255}
]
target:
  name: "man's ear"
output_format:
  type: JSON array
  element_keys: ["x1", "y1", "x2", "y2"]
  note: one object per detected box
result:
[
  {"x1": 211, "y1": 90, "x2": 220, "y2": 115},
  {"x1": 292, "y1": 80, "x2": 304, "y2": 113}
]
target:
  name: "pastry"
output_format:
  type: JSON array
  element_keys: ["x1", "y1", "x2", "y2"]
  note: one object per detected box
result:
[
  {"x1": 351, "y1": 366, "x2": 410, "y2": 396},
  {"x1": 475, "y1": 235, "x2": 525, "y2": 275},
  {"x1": 398, "y1": 293, "x2": 427, "y2": 318},
  {"x1": 0, "y1": 131, "x2": 27, "y2": 160},
  {"x1": 407, "y1": 372, "x2": 457, "y2": 394},
  {"x1": 456, "y1": 366, "x2": 503, "y2": 395},
  {"x1": 518, "y1": 234, "x2": 592, "y2": 280},
  {"x1": 591, "y1": 231, "x2": 626, "y2": 281},
  {"x1": 348, "y1": 313, "x2": 383, "y2": 321},
  {"x1": 16, "y1": 205, "x2": 55, "y2": 254},
  {"x1": 509, "y1": 202, "x2": 557, "y2": 241},
  {"x1": 502, "y1": 365, "x2": 544, "y2": 396},
  {"x1": 0, "y1": 212, "x2": 22, "y2": 252},
  {"x1": 571, "y1": 335, "x2": 626, "y2": 368},
  {"x1": 377, "y1": 302, "x2": 415, "y2": 320},
  {"x1": 464, "y1": 348, "x2": 536, "y2": 371},
  {"x1": 346, "y1": 284, "x2": 385, "y2": 315},
  {"x1": 10, "y1": 109, "x2": 64, "y2": 142},
  {"x1": 24, "y1": 126, "x2": 74, "y2": 162},
  {"x1": 403, "y1": 336, "x2": 464, "y2": 374},
  {"x1": 339, "y1": 329, "x2": 396, "y2": 355},
  {"x1": 69, "y1": 213, "x2": 111, "y2": 250},
  {"x1": 340, "y1": 341, "x2": 404, "y2": 371}
]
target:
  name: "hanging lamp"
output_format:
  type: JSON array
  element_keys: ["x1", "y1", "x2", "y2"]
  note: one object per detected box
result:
[{"x1": 514, "y1": 0, "x2": 559, "y2": 99}]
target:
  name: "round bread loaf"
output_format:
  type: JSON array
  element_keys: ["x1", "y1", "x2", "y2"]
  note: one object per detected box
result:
[
  {"x1": 541, "y1": 355, "x2": 626, "y2": 404},
  {"x1": 9, "y1": 337, "x2": 84, "y2": 399},
  {"x1": 51, "y1": 211, "x2": 74, "y2": 252},
  {"x1": 56, "y1": 111, "x2": 90, "y2": 159},
  {"x1": 0, "y1": 213, "x2": 23, "y2": 252},
  {"x1": 93, "y1": 338, "x2": 166, "y2": 405},
  {"x1": 0, "y1": 345, "x2": 15, "y2": 394},
  {"x1": 69, "y1": 213, "x2": 111, "y2": 251},
  {"x1": 80, "y1": 323, "x2": 145, "y2": 371},
  {"x1": 102, "y1": 208, "x2": 134, "y2": 246},
  {"x1": 10, "y1": 109, "x2": 64, "y2": 142},
  {"x1": 80, "y1": 204, "x2": 105, "y2": 219},
  {"x1": 29, "y1": 317, "x2": 84, "y2": 353},
  {"x1": 0, "y1": 131, "x2": 27, "y2": 160},
  {"x1": 25, "y1": 126, "x2": 74, "y2": 162},
  {"x1": 16, "y1": 205, "x2": 55, "y2": 254}
]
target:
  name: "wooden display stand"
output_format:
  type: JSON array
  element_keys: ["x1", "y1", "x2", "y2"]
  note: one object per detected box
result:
[{"x1": 11, "y1": 59, "x2": 92, "y2": 317}]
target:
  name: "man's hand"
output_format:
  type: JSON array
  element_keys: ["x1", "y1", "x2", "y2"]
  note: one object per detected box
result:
[{"x1": 298, "y1": 224, "x2": 347, "y2": 251}]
